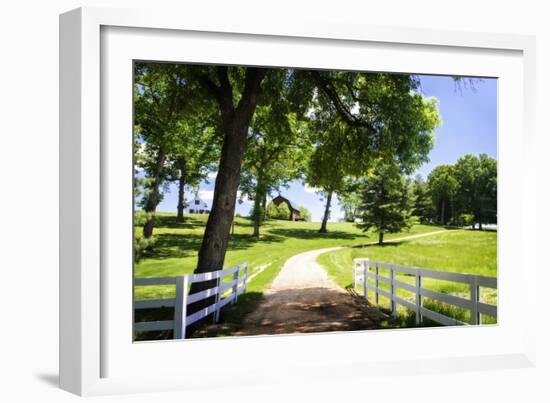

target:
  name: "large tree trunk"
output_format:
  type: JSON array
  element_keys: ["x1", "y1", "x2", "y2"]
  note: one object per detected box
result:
[
  {"x1": 319, "y1": 190, "x2": 333, "y2": 233},
  {"x1": 142, "y1": 149, "x2": 166, "y2": 238},
  {"x1": 187, "y1": 67, "x2": 266, "y2": 333},
  {"x1": 176, "y1": 164, "x2": 186, "y2": 223},
  {"x1": 440, "y1": 199, "x2": 446, "y2": 225}
]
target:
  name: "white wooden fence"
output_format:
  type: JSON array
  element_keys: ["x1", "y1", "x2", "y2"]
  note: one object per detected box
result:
[
  {"x1": 352, "y1": 258, "x2": 497, "y2": 326},
  {"x1": 134, "y1": 263, "x2": 248, "y2": 339}
]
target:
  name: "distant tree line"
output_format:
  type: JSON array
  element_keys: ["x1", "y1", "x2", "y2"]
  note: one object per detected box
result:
[{"x1": 339, "y1": 153, "x2": 497, "y2": 244}]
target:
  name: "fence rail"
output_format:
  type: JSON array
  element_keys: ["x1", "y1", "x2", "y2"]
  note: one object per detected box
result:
[
  {"x1": 352, "y1": 258, "x2": 497, "y2": 326},
  {"x1": 134, "y1": 263, "x2": 248, "y2": 339}
]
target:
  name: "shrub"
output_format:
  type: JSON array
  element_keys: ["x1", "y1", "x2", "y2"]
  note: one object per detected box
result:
[
  {"x1": 134, "y1": 233, "x2": 156, "y2": 262},
  {"x1": 460, "y1": 213, "x2": 475, "y2": 227},
  {"x1": 134, "y1": 210, "x2": 155, "y2": 226},
  {"x1": 266, "y1": 201, "x2": 291, "y2": 220},
  {"x1": 298, "y1": 205, "x2": 312, "y2": 222}
]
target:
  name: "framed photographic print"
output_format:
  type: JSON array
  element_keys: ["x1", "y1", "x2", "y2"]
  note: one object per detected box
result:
[{"x1": 60, "y1": 6, "x2": 537, "y2": 396}]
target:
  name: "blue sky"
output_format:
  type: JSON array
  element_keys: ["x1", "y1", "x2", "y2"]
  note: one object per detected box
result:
[{"x1": 155, "y1": 74, "x2": 497, "y2": 222}]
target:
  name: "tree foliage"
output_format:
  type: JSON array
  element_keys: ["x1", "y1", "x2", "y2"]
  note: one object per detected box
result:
[
  {"x1": 304, "y1": 72, "x2": 441, "y2": 233},
  {"x1": 298, "y1": 205, "x2": 312, "y2": 222},
  {"x1": 265, "y1": 201, "x2": 291, "y2": 220},
  {"x1": 426, "y1": 154, "x2": 496, "y2": 228},
  {"x1": 134, "y1": 63, "x2": 195, "y2": 237},
  {"x1": 239, "y1": 86, "x2": 312, "y2": 237},
  {"x1": 410, "y1": 175, "x2": 434, "y2": 223},
  {"x1": 428, "y1": 165, "x2": 459, "y2": 225},
  {"x1": 357, "y1": 161, "x2": 413, "y2": 244},
  {"x1": 453, "y1": 154, "x2": 497, "y2": 228}
]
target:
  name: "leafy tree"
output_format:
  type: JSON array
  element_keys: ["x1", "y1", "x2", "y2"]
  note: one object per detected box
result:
[
  {"x1": 297, "y1": 205, "x2": 312, "y2": 222},
  {"x1": 453, "y1": 154, "x2": 497, "y2": 229},
  {"x1": 184, "y1": 66, "x2": 269, "y2": 295},
  {"x1": 265, "y1": 201, "x2": 291, "y2": 220},
  {"x1": 265, "y1": 201, "x2": 279, "y2": 219},
  {"x1": 339, "y1": 178, "x2": 365, "y2": 222},
  {"x1": 305, "y1": 121, "x2": 349, "y2": 233},
  {"x1": 428, "y1": 165, "x2": 459, "y2": 225},
  {"x1": 305, "y1": 72, "x2": 440, "y2": 233},
  {"x1": 239, "y1": 101, "x2": 311, "y2": 238},
  {"x1": 133, "y1": 211, "x2": 156, "y2": 262},
  {"x1": 276, "y1": 202, "x2": 291, "y2": 220},
  {"x1": 357, "y1": 162, "x2": 413, "y2": 244},
  {"x1": 134, "y1": 63, "x2": 196, "y2": 238},
  {"x1": 264, "y1": 202, "x2": 290, "y2": 220},
  {"x1": 410, "y1": 174, "x2": 435, "y2": 223},
  {"x1": 166, "y1": 119, "x2": 220, "y2": 223},
  {"x1": 460, "y1": 213, "x2": 475, "y2": 227}
]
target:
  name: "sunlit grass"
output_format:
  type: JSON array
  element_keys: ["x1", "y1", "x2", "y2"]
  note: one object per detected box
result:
[
  {"x1": 317, "y1": 229, "x2": 497, "y2": 326},
  {"x1": 133, "y1": 213, "x2": 447, "y2": 337},
  {"x1": 134, "y1": 213, "x2": 442, "y2": 300}
]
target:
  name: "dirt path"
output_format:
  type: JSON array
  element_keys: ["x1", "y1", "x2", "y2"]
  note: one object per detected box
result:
[
  {"x1": 234, "y1": 246, "x2": 386, "y2": 336},
  {"x1": 234, "y1": 230, "x2": 447, "y2": 336}
]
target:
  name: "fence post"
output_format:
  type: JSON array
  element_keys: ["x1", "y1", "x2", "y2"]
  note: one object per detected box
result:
[
  {"x1": 470, "y1": 276, "x2": 480, "y2": 325},
  {"x1": 363, "y1": 260, "x2": 369, "y2": 300},
  {"x1": 375, "y1": 263, "x2": 379, "y2": 305},
  {"x1": 390, "y1": 266, "x2": 397, "y2": 318},
  {"x1": 243, "y1": 263, "x2": 248, "y2": 293},
  {"x1": 415, "y1": 271, "x2": 422, "y2": 325},
  {"x1": 174, "y1": 275, "x2": 189, "y2": 339},
  {"x1": 214, "y1": 274, "x2": 222, "y2": 323},
  {"x1": 233, "y1": 265, "x2": 240, "y2": 304},
  {"x1": 352, "y1": 261, "x2": 356, "y2": 289}
]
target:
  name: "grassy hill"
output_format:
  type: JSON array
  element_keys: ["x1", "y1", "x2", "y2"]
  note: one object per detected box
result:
[
  {"x1": 135, "y1": 213, "x2": 441, "y2": 300},
  {"x1": 134, "y1": 213, "x2": 497, "y2": 336},
  {"x1": 134, "y1": 213, "x2": 445, "y2": 337}
]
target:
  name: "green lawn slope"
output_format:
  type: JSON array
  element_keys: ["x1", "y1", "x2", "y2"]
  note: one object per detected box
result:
[{"x1": 317, "y1": 229, "x2": 497, "y2": 326}]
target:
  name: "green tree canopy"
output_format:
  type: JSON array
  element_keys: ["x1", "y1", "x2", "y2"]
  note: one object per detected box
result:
[
  {"x1": 410, "y1": 174, "x2": 435, "y2": 223},
  {"x1": 357, "y1": 161, "x2": 413, "y2": 244},
  {"x1": 304, "y1": 73, "x2": 441, "y2": 233},
  {"x1": 134, "y1": 62, "x2": 201, "y2": 238},
  {"x1": 297, "y1": 205, "x2": 312, "y2": 222},
  {"x1": 265, "y1": 201, "x2": 291, "y2": 220},
  {"x1": 428, "y1": 164, "x2": 459, "y2": 225},
  {"x1": 239, "y1": 99, "x2": 311, "y2": 238},
  {"x1": 453, "y1": 154, "x2": 497, "y2": 229}
]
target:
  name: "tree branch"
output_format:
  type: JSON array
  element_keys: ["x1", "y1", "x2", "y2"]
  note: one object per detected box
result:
[
  {"x1": 310, "y1": 71, "x2": 372, "y2": 129},
  {"x1": 235, "y1": 67, "x2": 268, "y2": 121}
]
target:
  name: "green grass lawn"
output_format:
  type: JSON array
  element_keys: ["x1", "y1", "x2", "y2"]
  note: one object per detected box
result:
[
  {"x1": 317, "y1": 229, "x2": 497, "y2": 326},
  {"x1": 134, "y1": 213, "x2": 443, "y2": 338}
]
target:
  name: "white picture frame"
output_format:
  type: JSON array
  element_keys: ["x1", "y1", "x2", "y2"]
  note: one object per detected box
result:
[{"x1": 59, "y1": 6, "x2": 537, "y2": 396}]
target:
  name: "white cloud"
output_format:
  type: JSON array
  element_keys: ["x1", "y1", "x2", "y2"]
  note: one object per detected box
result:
[{"x1": 207, "y1": 172, "x2": 217, "y2": 179}]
